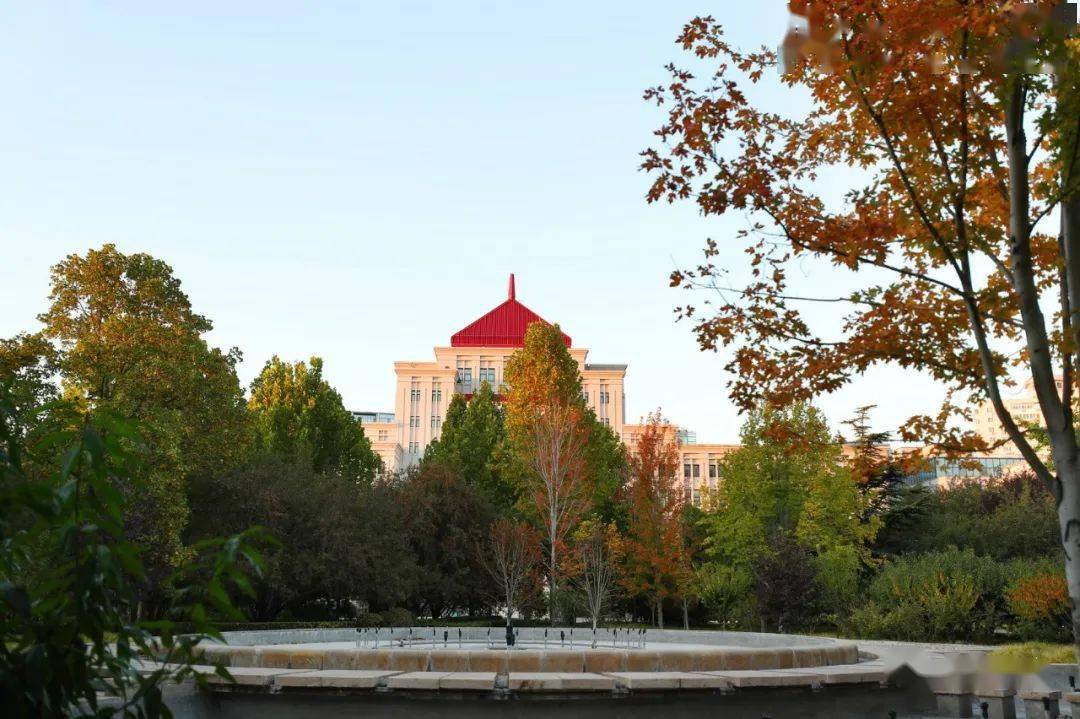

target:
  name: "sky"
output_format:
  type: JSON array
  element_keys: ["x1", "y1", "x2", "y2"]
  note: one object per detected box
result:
[{"x1": 0, "y1": 1, "x2": 970, "y2": 443}]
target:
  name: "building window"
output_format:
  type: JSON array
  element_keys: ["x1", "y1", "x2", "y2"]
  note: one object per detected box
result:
[
  {"x1": 431, "y1": 415, "x2": 440, "y2": 430},
  {"x1": 582, "y1": 390, "x2": 589, "y2": 403},
  {"x1": 457, "y1": 367, "x2": 472, "y2": 389},
  {"x1": 600, "y1": 391, "x2": 610, "y2": 405},
  {"x1": 432, "y1": 388, "x2": 442, "y2": 402},
  {"x1": 683, "y1": 463, "x2": 691, "y2": 479},
  {"x1": 692, "y1": 464, "x2": 700, "y2": 478},
  {"x1": 479, "y1": 367, "x2": 495, "y2": 385},
  {"x1": 378, "y1": 431, "x2": 388, "y2": 441},
  {"x1": 601, "y1": 417, "x2": 610, "y2": 426}
]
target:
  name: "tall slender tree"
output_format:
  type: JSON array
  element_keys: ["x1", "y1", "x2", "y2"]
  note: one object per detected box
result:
[
  {"x1": 616, "y1": 410, "x2": 684, "y2": 628},
  {"x1": 504, "y1": 321, "x2": 590, "y2": 622}
]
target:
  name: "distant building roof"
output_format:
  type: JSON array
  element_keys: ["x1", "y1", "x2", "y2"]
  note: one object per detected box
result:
[
  {"x1": 450, "y1": 274, "x2": 571, "y2": 348},
  {"x1": 585, "y1": 363, "x2": 627, "y2": 371}
]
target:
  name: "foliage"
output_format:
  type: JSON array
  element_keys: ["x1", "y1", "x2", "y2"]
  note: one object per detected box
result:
[
  {"x1": 853, "y1": 548, "x2": 1008, "y2": 642},
  {"x1": 700, "y1": 403, "x2": 876, "y2": 623},
  {"x1": 0, "y1": 333, "x2": 59, "y2": 438},
  {"x1": 398, "y1": 462, "x2": 494, "y2": 618},
  {"x1": 842, "y1": 406, "x2": 930, "y2": 559},
  {"x1": 753, "y1": 533, "x2": 821, "y2": 632},
  {"x1": 186, "y1": 454, "x2": 414, "y2": 621},
  {"x1": 615, "y1": 410, "x2": 684, "y2": 628},
  {"x1": 481, "y1": 518, "x2": 541, "y2": 629},
  {"x1": 379, "y1": 607, "x2": 416, "y2": 628},
  {"x1": 0, "y1": 387, "x2": 265, "y2": 718},
  {"x1": 248, "y1": 355, "x2": 380, "y2": 480},
  {"x1": 423, "y1": 382, "x2": 512, "y2": 510},
  {"x1": 503, "y1": 321, "x2": 591, "y2": 621},
  {"x1": 902, "y1": 474, "x2": 1059, "y2": 561},
  {"x1": 1007, "y1": 572, "x2": 1071, "y2": 642},
  {"x1": 37, "y1": 244, "x2": 251, "y2": 592},
  {"x1": 569, "y1": 521, "x2": 619, "y2": 632},
  {"x1": 645, "y1": 5, "x2": 1080, "y2": 648}
]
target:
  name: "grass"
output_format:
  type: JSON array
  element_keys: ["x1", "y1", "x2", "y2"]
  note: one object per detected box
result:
[{"x1": 987, "y1": 642, "x2": 1076, "y2": 673}]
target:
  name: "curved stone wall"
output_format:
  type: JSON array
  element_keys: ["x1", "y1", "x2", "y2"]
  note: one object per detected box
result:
[{"x1": 191, "y1": 637, "x2": 859, "y2": 673}]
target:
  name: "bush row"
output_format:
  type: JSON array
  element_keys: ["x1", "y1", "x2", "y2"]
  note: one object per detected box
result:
[{"x1": 844, "y1": 548, "x2": 1068, "y2": 643}]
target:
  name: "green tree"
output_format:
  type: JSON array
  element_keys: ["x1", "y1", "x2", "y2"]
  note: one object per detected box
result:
[
  {"x1": 0, "y1": 385, "x2": 266, "y2": 718},
  {"x1": 398, "y1": 462, "x2": 494, "y2": 618},
  {"x1": 0, "y1": 333, "x2": 58, "y2": 439},
  {"x1": 701, "y1": 404, "x2": 877, "y2": 623},
  {"x1": 37, "y1": 244, "x2": 250, "y2": 596},
  {"x1": 186, "y1": 453, "x2": 413, "y2": 620},
  {"x1": 424, "y1": 382, "x2": 512, "y2": 510},
  {"x1": 248, "y1": 355, "x2": 380, "y2": 481}
]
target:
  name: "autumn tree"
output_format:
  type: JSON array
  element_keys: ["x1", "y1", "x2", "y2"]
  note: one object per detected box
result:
[
  {"x1": 38, "y1": 244, "x2": 250, "y2": 598},
  {"x1": 481, "y1": 518, "x2": 541, "y2": 635},
  {"x1": 503, "y1": 321, "x2": 591, "y2": 622},
  {"x1": 569, "y1": 521, "x2": 619, "y2": 634},
  {"x1": 248, "y1": 355, "x2": 380, "y2": 481},
  {"x1": 644, "y1": 4, "x2": 1080, "y2": 649},
  {"x1": 616, "y1": 410, "x2": 684, "y2": 628}
]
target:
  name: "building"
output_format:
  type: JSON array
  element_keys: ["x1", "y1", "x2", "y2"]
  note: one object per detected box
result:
[
  {"x1": 357, "y1": 275, "x2": 738, "y2": 505},
  {"x1": 972, "y1": 376, "x2": 1063, "y2": 453}
]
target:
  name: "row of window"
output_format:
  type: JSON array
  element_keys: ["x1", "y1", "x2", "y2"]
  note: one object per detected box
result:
[{"x1": 683, "y1": 461, "x2": 723, "y2": 479}]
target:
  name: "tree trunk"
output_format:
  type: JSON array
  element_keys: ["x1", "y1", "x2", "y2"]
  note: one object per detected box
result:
[
  {"x1": 549, "y1": 540, "x2": 557, "y2": 626},
  {"x1": 682, "y1": 598, "x2": 689, "y2": 630},
  {"x1": 656, "y1": 598, "x2": 664, "y2": 630}
]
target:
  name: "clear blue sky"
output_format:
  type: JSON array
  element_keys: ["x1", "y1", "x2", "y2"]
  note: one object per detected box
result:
[{"x1": 0, "y1": 2, "x2": 949, "y2": 442}]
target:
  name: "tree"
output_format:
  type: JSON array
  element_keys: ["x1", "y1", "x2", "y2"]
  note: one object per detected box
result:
[
  {"x1": 644, "y1": 5, "x2": 1080, "y2": 649},
  {"x1": 186, "y1": 454, "x2": 415, "y2": 620},
  {"x1": 423, "y1": 382, "x2": 513, "y2": 510},
  {"x1": 398, "y1": 462, "x2": 494, "y2": 618},
  {"x1": 248, "y1": 355, "x2": 380, "y2": 481},
  {"x1": 503, "y1": 321, "x2": 591, "y2": 622},
  {"x1": 842, "y1": 406, "x2": 930, "y2": 558},
  {"x1": 481, "y1": 519, "x2": 541, "y2": 635},
  {"x1": 37, "y1": 244, "x2": 250, "y2": 599},
  {"x1": 0, "y1": 333, "x2": 58, "y2": 439},
  {"x1": 700, "y1": 404, "x2": 876, "y2": 622},
  {"x1": 0, "y1": 384, "x2": 265, "y2": 718},
  {"x1": 616, "y1": 410, "x2": 684, "y2": 629},
  {"x1": 570, "y1": 521, "x2": 619, "y2": 635}
]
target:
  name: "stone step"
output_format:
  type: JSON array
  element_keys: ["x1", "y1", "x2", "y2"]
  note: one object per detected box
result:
[{"x1": 274, "y1": 670, "x2": 401, "y2": 689}]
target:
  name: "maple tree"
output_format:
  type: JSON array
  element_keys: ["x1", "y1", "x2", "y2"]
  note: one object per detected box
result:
[
  {"x1": 503, "y1": 321, "x2": 591, "y2": 622},
  {"x1": 644, "y1": 3, "x2": 1080, "y2": 649},
  {"x1": 615, "y1": 410, "x2": 684, "y2": 628}
]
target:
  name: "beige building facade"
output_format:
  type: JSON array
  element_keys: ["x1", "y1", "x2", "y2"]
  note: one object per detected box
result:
[
  {"x1": 972, "y1": 376, "x2": 1063, "y2": 452},
  {"x1": 355, "y1": 275, "x2": 735, "y2": 505}
]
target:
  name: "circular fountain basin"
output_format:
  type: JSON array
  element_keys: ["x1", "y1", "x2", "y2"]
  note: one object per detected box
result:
[{"x1": 193, "y1": 627, "x2": 859, "y2": 673}]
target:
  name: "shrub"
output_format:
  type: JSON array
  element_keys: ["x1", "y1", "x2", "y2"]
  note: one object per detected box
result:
[
  {"x1": 851, "y1": 549, "x2": 1006, "y2": 641},
  {"x1": 1007, "y1": 573, "x2": 1070, "y2": 642},
  {"x1": 381, "y1": 607, "x2": 416, "y2": 627},
  {"x1": 355, "y1": 613, "x2": 384, "y2": 628}
]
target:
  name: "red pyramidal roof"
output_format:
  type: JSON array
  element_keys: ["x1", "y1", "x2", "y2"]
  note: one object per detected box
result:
[{"x1": 450, "y1": 274, "x2": 571, "y2": 348}]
